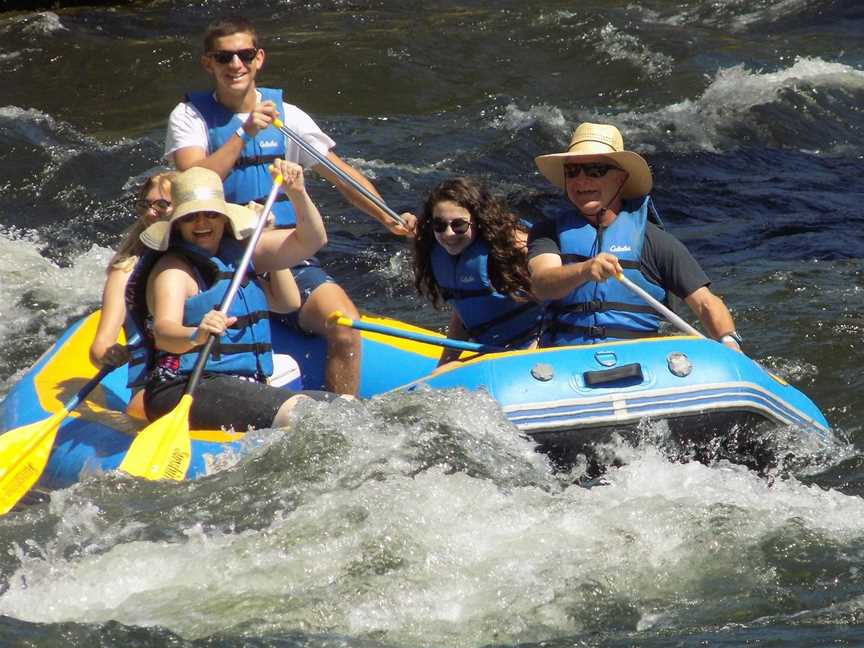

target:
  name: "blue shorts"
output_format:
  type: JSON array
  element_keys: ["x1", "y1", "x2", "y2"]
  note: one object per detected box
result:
[
  {"x1": 278, "y1": 256, "x2": 336, "y2": 333},
  {"x1": 292, "y1": 256, "x2": 335, "y2": 305}
]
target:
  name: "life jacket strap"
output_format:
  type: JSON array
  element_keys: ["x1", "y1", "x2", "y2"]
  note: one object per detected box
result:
[
  {"x1": 440, "y1": 286, "x2": 494, "y2": 300},
  {"x1": 547, "y1": 322, "x2": 658, "y2": 340},
  {"x1": 210, "y1": 341, "x2": 273, "y2": 361},
  {"x1": 464, "y1": 301, "x2": 540, "y2": 341},
  {"x1": 550, "y1": 300, "x2": 657, "y2": 315},
  {"x1": 560, "y1": 254, "x2": 640, "y2": 270},
  {"x1": 214, "y1": 268, "x2": 258, "y2": 283},
  {"x1": 234, "y1": 154, "x2": 281, "y2": 169},
  {"x1": 228, "y1": 310, "x2": 271, "y2": 329}
]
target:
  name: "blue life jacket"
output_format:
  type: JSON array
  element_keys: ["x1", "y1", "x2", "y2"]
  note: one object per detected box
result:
[
  {"x1": 154, "y1": 238, "x2": 274, "y2": 379},
  {"x1": 544, "y1": 196, "x2": 666, "y2": 346},
  {"x1": 185, "y1": 87, "x2": 297, "y2": 227},
  {"x1": 123, "y1": 252, "x2": 160, "y2": 389},
  {"x1": 431, "y1": 238, "x2": 542, "y2": 348}
]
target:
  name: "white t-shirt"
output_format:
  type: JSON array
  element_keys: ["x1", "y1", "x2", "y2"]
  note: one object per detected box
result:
[{"x1": 164, "y1": 92, "x2": 336, "y2": 167}]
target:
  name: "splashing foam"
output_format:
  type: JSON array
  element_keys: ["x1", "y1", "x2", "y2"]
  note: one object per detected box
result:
[
  {"x1": 0, "y1": 228, "x2": 110, "y2": 390},
  {"x1": 619, "y1": 57, "x2": 864, "y2": 152},
  {"x1": 0, "y1": 389, "x2": 861, "y2": 645},
  {"x1": 594, "y1": 23, "x2": 674, "y2": 78},
  {"x1": 492, "y1": 103, "x2": 567, "y2": 132}
]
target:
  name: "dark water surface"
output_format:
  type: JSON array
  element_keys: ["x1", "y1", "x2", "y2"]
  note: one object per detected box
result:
[{"x1": 1, "y1": 1, "x2": 864, "y2": 646}]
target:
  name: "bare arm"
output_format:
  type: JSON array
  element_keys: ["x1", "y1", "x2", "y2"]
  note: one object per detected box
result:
[
  {"x1": 684, "y1": 286, "x2": 739, "y2": 351},
  {"x1": 172, "y1": 101, "x2": 280, "y2": 179},
  {"x1": 252, "y1": 160, "x2": 328, "y2": 272},
  {"x1": 262, "y1": 268, "x2": 301, "y2": 314},
  {"x1": 89, "y1": 267, "x2": 132, "y2": 367},
  {"x1": 148, "y1": 256, "x2": 237, "y2": 353},
  {"x1": 437, "y1": 311, "x2": 468, "y2": 366},
  {"x1": 529, "y1": 252, "x2": 624, "y2": 301},
  {"x1": 313, "y1": 152, "x2": 414, "y2": 237}
]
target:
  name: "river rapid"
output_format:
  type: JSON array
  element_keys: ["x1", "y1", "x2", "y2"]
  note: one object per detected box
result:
[{"x1": 1, "y1": 1, "x2": 863, "y2": 646}]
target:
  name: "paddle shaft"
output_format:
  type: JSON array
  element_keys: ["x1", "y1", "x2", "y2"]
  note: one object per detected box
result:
[
  {"x1": 616, "y1": 274, "x2": 704, "y2": 338},
  {"x1": 182, "y1": 179, "x2": 283, "y2": 396},
  {"x1": 330, "y1": 312, "x2": 504, "y2": 354},
  {"x1": 272, "y1": 118, "x2": 404, "y2": 227},
  {"x1": 23, "y1": 331, "x2": 140, "y2": 424}
]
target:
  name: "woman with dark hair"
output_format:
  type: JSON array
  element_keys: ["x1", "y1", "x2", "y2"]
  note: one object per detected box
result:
[{"x1": 413, "y1": 177, "x2": 543, "y2": 365}]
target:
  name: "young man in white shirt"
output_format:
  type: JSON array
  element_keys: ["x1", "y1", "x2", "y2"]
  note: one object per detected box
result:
[{"x1": 165, "y1": 15, "x2": 413, "y2": 395}]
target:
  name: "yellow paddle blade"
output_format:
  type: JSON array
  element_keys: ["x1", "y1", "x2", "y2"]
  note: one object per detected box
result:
[
  {"x1": 119, "y1": 394, "x2": 193, "y2": 481},
  {"x1": 0, "y1": 410, "x2": 65, "y2": 515}
]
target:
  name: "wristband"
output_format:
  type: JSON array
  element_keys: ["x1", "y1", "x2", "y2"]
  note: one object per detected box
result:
[{"x1": 235, "y1": 125, "x2": 250, "y2": 141}]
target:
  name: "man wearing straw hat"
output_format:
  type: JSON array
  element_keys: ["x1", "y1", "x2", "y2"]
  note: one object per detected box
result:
[{"x1": 529, "y1": 122, "x2": 743, "y2": 351}]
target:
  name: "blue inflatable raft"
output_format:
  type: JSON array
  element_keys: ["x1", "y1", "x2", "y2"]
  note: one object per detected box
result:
[
  {"x1": 409, "y1": 335, "x2": 830, "y2": 470},
  {"x1": 0, "y1": 311, "x2": 830, "y2": 501}
]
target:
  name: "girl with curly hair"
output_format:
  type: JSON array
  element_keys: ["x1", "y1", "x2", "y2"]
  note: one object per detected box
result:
[{"x1": 413, "y1": 177, "x2": 543, "y2": 365}]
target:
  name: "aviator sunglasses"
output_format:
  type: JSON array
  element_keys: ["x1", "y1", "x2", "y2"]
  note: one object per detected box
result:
[
  {"x1": 432, "y1": 217, "x2": 471, "y2": 234},
  {"x1": 207, "y1": 48, "x2": 259, "y2": 65},
  {"x1": 563, "y1": 163, "x2": 622, "y2": 179},
  {"x1": 136, "y1": 198, "x2": 172, "y2": 212}
]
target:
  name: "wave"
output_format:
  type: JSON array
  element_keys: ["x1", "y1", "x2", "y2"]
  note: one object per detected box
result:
[
  {"x1": 0, "y1": 391, "x2": 860, "y2": 645},
  {"x1": 638, "y1": 0, "x2": 858, "y2": 31},
  {"x1": 594, "y1": 22, "x2": 674, "y2": 78},
  {"x1": 0, "y1": 228, "x2": 108, "y2": 394},
  {"x1": 498, "y1": 57, "x2": 864, "y2": 154},
  {"x1": 0, "y1": 11, "x2": 67, "y2": 36}
]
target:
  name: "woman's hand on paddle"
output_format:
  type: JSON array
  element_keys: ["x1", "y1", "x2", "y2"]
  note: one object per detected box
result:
[
  {"x1": 587, "y1": 253, "x2": 624, "y2": 282},
  {"x1": 270, "y1": 159, "x2": 306, "y2": 197},
  {"x1": 191, "y1": 310, "x2": 237, "y2": 345},
  {"x1": 100, "y1": 343, "x2": 131, "y2": 368}
]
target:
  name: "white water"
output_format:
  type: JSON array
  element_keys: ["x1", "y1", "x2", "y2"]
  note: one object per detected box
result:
[
  {"x1": 0, "y1": 388, "x2": 860, "y2": 645},
  {"x1": 499, "y1": 57, "x2": 864, "y2": 154}
]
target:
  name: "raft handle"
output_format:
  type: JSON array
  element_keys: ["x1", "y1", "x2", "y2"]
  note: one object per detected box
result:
[{"x1": 583, "y1": 363, "x2": 643, "y2": 387}]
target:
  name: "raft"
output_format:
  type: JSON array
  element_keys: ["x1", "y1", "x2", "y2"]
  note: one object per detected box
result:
[
  {"x1": 409, "y1": 335, "x2": 831, "y2": 470},
  {"x1": 0, "y1": 312, "x2": 831, "y2": 499}
]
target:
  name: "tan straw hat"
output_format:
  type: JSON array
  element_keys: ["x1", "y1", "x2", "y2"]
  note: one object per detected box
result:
[
  {"x1": 535, "y1": 122, "x2": 652, "y2": 199},
  {"x1": 140, "y1": 167, "x2": 256, "y2": 251}
]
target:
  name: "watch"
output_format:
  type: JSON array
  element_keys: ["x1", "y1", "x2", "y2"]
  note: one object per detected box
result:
[{"x1": 719, "y1": 331, "x2": 743, "y2": 347}]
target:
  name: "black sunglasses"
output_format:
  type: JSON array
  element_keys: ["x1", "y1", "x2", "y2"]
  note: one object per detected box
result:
[
  {"x1": 136, "y1": 198, "x2": 172, "y2": 212},
  {"x1": 432, "y1": 217, "x2": 471, "y2": 234},
  {"x1": 563, "y1": 163, "x2": 622, "y2": 179},
  {"x1": 207, "y1": 48, "x2": 259, "y2": 65},
  {"x1": 177, "y1": 211, "x2": 223, "y2": 225}
]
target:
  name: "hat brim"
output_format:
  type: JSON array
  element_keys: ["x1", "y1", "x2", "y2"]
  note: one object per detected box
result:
[
  {"x1": 535, "y1": 150, "x2": 653, "y2": 199},
  {"x1": 140, "y1": 202, "x2": 258, "y2": 252}
]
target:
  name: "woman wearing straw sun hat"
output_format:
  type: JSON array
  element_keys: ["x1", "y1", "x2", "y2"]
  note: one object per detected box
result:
[
  {"x1": 528, "y1": 122, "x2": 743, "y2": 351},
  {"x1": 133, "y1": 162, "x2": 339, "y2": 432}
]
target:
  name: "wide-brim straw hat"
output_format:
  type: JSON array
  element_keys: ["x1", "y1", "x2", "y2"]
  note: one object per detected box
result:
[
  {"x1": 140, "y1": 167, "x2": 256, "y2": 252},
  {"x1": 535, "y1": 122, "x2": 653, "y2": 199}
]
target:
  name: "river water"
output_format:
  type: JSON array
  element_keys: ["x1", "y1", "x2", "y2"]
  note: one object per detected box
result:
[{"x1": 1, "y1": 1, "x2": 863, "y2": 645}]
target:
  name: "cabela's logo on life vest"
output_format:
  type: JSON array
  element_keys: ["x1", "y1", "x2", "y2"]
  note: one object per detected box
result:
[
  {"x1": 259, "y1": 139, "x2": 279, "y2": 149},
  {"x1": 609, "y1": 244, "x2": 632, "y2": 253}
]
